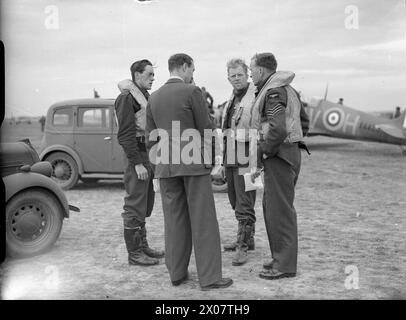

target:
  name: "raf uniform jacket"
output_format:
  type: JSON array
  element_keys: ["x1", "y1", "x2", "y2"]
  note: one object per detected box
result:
[
  {"x1": 145, "y1": 78, "x2": 214, "y2": 178},
  {"x1": 115, "y1": 86, "x2": 150, "y2": 166},
  {"x1": 257, "y1": 75, "x2": 309, "y2": 167}
]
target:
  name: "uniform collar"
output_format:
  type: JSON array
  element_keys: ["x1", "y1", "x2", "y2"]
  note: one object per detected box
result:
[{"x1": 255, "y1": 72, "x2": 275, "y2": 95}]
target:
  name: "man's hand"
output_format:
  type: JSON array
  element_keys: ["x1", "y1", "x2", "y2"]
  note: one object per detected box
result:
[
  {"x1": 135, "y1": 164, "x2": 149, "y2": 180},
  {"x1": 251, "y1": 167, "x2": 262, "y2": 183}
]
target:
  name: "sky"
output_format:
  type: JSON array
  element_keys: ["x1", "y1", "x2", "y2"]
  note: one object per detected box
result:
[{"x1": 1, "y1": 0, "x2": 405, "y2": 117}]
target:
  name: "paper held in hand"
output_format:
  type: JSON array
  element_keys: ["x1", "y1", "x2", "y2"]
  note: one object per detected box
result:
[
  {"x1": 153, "y1": 178, "x2": 160, "y2": 192},
  {"x1": 210, "y1": 164, "x2": 224, "y2": 179},
  {"x1": 244, "y1": 171, "x2": 264, "y2": 192}
]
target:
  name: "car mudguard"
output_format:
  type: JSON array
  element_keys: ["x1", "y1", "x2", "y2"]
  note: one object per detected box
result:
[
  {"x1": 39, "y1": 144, "x2": 84, "y2": 175},
  {"x1": 4, "y1": 172, "x2": 70, "y2": 218}
]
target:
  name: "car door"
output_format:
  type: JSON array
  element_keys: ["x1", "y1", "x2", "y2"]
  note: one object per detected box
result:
[
  {"x1": 45, "y1": 106, "x2": 75, "y2": 150},
  {"x1": 111, "y1": 109, "x2": 127, "y2": 173},
  {"x1": 74, "y1": 106, "x2": 113, "y2": 172}
]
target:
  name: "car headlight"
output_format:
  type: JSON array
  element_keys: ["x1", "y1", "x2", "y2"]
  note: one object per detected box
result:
[{"x1": 30, "y1": 161, "x2": 53, "y2": 177}]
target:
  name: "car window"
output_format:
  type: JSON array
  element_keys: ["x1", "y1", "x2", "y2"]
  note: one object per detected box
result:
[
  {"x1": 78, "y1": 108, "x2": 111, "y2": 128},
  {"x1": 53, "y1": 108, "x2": 73, "y2": 126}
]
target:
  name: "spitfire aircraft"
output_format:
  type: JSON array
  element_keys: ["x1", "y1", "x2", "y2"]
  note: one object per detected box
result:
[{"x1": 304, "y1": 98, "x2": 406, "y2": 149}]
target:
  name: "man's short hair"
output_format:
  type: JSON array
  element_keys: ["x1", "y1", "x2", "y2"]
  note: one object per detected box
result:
[
  {"x1": 168, "y1": 53, "x2": 193, "y2": 72},
  {"x1": 226, "y1": 58, "x2": 248, "y2": 75},
  {"x1": 130, "y1": 59, "x2": 152, "y2": 81},
  {"x1": 252, "y1": 53, "x2": 277, "y2": 73}
]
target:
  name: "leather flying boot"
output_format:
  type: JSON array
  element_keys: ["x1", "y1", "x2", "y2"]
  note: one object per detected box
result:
[
  {"x1": 232, "y1": 222, "x2": 253, "y2": 266},
  {"x1": 223, "y1": 221, "x2": 243, "y2": 251},
  {"x1": 124, "y1": 228, "x2": 159, "y2": 266},
  {"x1": 224, "y1": 221, "x2": 255, "y2": 251},
  {"x1": 248, "y1": 223, "x2": 255, "y2": 250},
  {"x1": 141, "y1": 225, "x2": 165, "y2": 259}
]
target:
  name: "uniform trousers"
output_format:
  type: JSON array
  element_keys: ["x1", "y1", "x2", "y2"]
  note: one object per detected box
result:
[
  {"x1": 262, "y1": 147, "x2": 301, "y2": 273},
  {"x1": 225, "y1": 167, "x2": 256, "y2": 223},
  {"x1": 122, "y1": 158, "x2": 155, "y2": 229}
]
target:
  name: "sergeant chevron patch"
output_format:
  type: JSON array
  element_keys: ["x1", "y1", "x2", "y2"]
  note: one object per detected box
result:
[{"x1": 266, "y1": 104, "x2": 284, "y2": 117}]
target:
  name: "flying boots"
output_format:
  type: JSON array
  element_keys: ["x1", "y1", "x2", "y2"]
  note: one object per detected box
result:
[
  {"x1": 141, "y1": 225, "x2": 165, "y2": 259},
  {"x1": 224, "y1": 221, "x2": 243, "y2": 251},
  {"x1": 224, "y1": 221, "x2": 255, "y2": 251},
  {"x1": 250, "y1": 223, "x2": 255, "y2": 250},
  {"x1": 124, "y1": 227, "x2": 159, "y2": 266},
  {"x1": 232, "y1": 222, "x2": 253, "y2": 266}
]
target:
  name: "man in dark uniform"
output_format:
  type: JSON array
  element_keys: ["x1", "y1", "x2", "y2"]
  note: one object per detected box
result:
[
  {"x1": 249, "y1": 52, "x2": 309, "y2": 280},
  {"x1": 221, "y1": 58, "x2": 257, "y2": 266},
  {"x1": 115, "y1": 59, "x2": 164, "y2": 266}
]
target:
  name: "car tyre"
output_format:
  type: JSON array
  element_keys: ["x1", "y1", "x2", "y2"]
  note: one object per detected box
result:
[
  {"x1": 46, "y1": 152, "x2": 79, "y2": 190},
  {"x1": 211, "y1": 177, "x2": 228, "y2": 193},
  {"x1": 6, "y1": 189, "x2": 64, "y2": 258}
]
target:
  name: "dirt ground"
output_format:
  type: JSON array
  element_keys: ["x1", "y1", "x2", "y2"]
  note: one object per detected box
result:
[{"x1": 1, "y1": 122, "x2": 405, "y2": 299}]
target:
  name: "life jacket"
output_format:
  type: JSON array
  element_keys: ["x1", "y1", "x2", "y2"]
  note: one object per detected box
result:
[
  {"x1": 250, "y1": 71, "x2": 304, "y2": 143},
  {"x1": 117, "y1": 79, "x2": 148, "y2": 138},
  {"x1": 221, "y1": 82, "x2": 256, "y2": 142}
]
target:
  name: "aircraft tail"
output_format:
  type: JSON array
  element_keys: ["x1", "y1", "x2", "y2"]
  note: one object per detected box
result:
[{"x1": 375, "y1": 109, "x2": 406, "y2": 139}]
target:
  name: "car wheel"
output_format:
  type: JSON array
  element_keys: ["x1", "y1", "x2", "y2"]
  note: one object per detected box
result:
[
  {"x1": 6, "y1": 189, "x2": 64, "y2": 258},
  {"x1": 45, "y1": 152, "x2": 79, "y2": 190},
  {"x1": 212, "y1": 177, "x2": 228, "y2": 193}
]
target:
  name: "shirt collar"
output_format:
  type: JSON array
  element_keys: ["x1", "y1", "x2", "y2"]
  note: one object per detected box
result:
[{"x1": 168, "y1": 76, "x2": 184, "y2": 82}]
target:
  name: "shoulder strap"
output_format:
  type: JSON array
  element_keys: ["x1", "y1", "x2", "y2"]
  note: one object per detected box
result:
[{"x1": 128, "y1": 85, "x2": 148, "y2": 109}]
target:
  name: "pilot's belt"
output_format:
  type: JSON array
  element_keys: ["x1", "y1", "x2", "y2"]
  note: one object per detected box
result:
[{"x1": 136, "y1": 136, "x2": 146, "y2": 151}]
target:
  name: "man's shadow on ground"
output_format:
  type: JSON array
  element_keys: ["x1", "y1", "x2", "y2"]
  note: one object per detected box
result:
[{"x1": 71, "y1": 180, "x2": 124, "y2": 191}]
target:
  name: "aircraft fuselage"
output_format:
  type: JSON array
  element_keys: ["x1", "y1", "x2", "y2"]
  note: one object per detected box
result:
[{"x1": 306, "y1": 100, "x2": 406, "y2": 146}]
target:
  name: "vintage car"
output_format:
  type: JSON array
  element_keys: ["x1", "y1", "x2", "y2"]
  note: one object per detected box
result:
[
  {"x1": 1, "y1": 140, "x2": 79, "y2": 258},
  {"x1": 39, "y1": 99, "x2": 228, "y2": 192}
]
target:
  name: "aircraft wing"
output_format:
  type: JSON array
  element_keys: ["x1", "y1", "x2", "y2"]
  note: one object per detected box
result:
[
  {"x1": 307, "y1": 127, "x2": 332, "y2": 137},
  {"x1": 375, "y1": 124, "x2": 406, "y2": 139}
]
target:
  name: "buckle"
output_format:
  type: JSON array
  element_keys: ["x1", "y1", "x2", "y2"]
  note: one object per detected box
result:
[{"x1": 136, "y1": 136, "x2": 145, "y2": 143}]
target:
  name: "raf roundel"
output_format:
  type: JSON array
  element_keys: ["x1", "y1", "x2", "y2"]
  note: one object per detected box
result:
[
  {"x1": 322, "y1": 107, "x2": 345, "y2": 132},
  {"x1": 327, "y1": 111, "x2": 341, "y2": 126}
]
